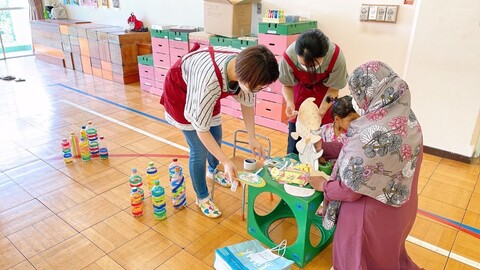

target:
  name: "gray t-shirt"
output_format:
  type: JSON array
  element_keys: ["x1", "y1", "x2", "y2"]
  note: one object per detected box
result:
[{"x1": 278, "y1": 40, "x2": 348, "y2": 90}]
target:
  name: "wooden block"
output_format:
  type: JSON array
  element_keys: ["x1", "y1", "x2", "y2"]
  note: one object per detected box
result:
[
  {"x1": 71, "y1": 44, "x2": 81, "y2": 55},
  {"x1": 92, "y1": 67, "x2": 103, "y2": 78},
  {"x1": 88, "y1": 39, "x2": 100, "y2": 59},
  {"x1": 64, "y1": 52, "x2": 74, "y2": 69},
  {"x1": 81, "y1": 55, "x2": 92, "y2": 74},
  {"x1": 69, "y1": 36, "x2": 79, "y2": 46},
  {"x1": 35, "y1": 54, "x2": 65, "y2": 67},
  {"x1": 107, "y1": 31, "x2": 151, "y2": 45},
  {"x1": 111, "y1": 63, "x2": 138, "y2": 75},
  {"x1": 71, "y1": 23, "x2": 113, "y2": 38},
  {"x1": 87, "y1": 26, "x2": 124, "y2": 40},
  {"x1": 90, "y1": 57, "x2": 102, "y2": 69},
  {"x1": 98, "y1": 40, "x2": 110, "y2": 61},
  {"x1": 109, "y1": 43, "x2": 138, "y2": 65},
  {"x1": 100, "y1": 60, "x2": 112, "y2": 71},
  {"x1": 72, "y1": 53, "x2": 83, "y2": 72},
  {"x1": 79, "y1": 38, "x2": 90, "y2": 56},
  {"x1": 102, "y1": 70, "x2": 113, "y2": 80},
  {"x1": 113, "y1": 73, "x2": 139, "y2": 84}
]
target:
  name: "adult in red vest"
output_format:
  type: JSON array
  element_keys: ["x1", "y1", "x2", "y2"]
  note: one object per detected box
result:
[
  {"x1": 160, "y1": 45, "x2": 279, "y2": 218},
  {"x1": 279, "y1": 29, "x2": 348, "y2": 154}
]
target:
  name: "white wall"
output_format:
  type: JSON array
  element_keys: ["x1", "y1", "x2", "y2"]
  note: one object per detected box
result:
[
  {"x1": 404, "y1": 0, "x2": 480, "y2": 157},
  {"x1": 58, "y1": 0, "x2": 480, "y2": 157}
]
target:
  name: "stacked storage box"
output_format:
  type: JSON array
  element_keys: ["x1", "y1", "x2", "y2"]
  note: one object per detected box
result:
[
  {"x1": 108, "y1": 31, "x2": 151, "y2": 84},
  {"x1": 30, "y1": 19, "x2": 90, "y2": 68},
  {"x1": 68, "y1": 23, "x2": 112, "y2": 75},
  {"x1": 86, "y1": 26, "x2": 124, "y2": 78},
  {"x1": 168, "y1": 26, "x2": 198, "y2": 66},
  {"x1": 189, "y1": 31, "x2": 215, "y2": 50},
  {"x1": 256, "y1": 20, "x2": 317, "y2": 132},
  {"x1": 138, "y1": 54, "x2": 158, "y2": 94},
  {"x1": 151, "y1": 28, "x2": 171, "y2": 95},
  {"x1": 89, "y1": 26, "x2": 124, "y2": 80}
]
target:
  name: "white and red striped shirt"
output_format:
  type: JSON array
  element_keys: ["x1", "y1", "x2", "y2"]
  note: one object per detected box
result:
[{"x1": 164, "y1": 47, "x2": 255, "y2": 131}]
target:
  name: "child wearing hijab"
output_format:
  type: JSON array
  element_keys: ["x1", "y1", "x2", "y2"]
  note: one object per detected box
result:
[{"x1": 308, "y1": 61, "x2": 423, "y2": 269}]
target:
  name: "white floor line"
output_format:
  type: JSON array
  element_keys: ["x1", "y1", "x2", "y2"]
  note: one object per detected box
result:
[
  {"x1": 407, "y1": 236, "x2": 480, "y2": 269},
  {"x1": 61, "y1": 100, "x2": 480, "y2": 269},
  {"x1": 60, "y1": 100, "x2": 190, "y2": 153}
]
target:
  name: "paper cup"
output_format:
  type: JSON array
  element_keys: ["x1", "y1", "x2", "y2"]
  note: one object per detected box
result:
[{"x1": 243, "y1": 158, "x2": 257, "y2": 171}]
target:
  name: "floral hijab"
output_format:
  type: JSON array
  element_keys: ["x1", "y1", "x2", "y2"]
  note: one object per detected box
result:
[{"x1": 323, "y1": 61, "x2": 423, "y2": 230}]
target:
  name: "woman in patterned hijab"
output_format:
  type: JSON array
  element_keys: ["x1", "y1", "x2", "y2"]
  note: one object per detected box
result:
[{"x1": 307, "y1": 61, "x2": 423, "y2": 269}]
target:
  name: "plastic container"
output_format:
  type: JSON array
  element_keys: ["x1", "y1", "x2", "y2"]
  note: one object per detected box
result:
[
  {"x1": 146, "y1": 161, "x2": 159, "y2": 192},
  {"x1": 169, "y1": 158, "x2": 186, "y2": 209},
  {"x1": 129, "y1": 168, "x2": 144, "y2": 200},
  {"x1": 98, "y1": 136, "x2": 108, "y2": 160},
  {"x1": 70, "y1": 132, "x2": 81, "y2": 158},
  {"x1": 80, "y1": 126, "x2": 87, "y2": 141},
  {"x1": 61, "y1": 138, "x2": 73, "y2": 163},
  {"x1": 86, "y1": 121, "x2": 99, "y2": 156},
  {"x1": 80, "y1": 137, "x2": 91, "y2": 162},
  {"x1": 151, "y1": 180, "x2": 167, "y2": 220},
  {"x1": 130, "y1": 187, "x2": 144, "y2": 217}
]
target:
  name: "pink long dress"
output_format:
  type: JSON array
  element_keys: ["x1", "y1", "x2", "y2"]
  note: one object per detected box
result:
[{"x1": 323, "y1": 150, "x2": 423, "y2": 270}]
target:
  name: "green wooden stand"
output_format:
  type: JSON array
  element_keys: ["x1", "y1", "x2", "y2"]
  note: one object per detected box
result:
[{"x1": 247, "y1": 162, "x2": 335, "y2": 268}]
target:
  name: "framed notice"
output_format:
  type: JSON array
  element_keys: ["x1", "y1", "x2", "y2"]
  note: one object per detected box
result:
[
  {"x1": 99, "y1": 0, "x2": 108, "y2": 8},
  {"x1": 109, "y1": 0, "x2": 120, "y2": 9},
  {"x1": 80, "y1": 0, "x2": 98, "y2": 7}
]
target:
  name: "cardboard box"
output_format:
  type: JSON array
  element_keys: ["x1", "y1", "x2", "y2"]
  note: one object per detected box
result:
[{"x1": 204, "y1": 0, "x2": 259, "y2": 38}]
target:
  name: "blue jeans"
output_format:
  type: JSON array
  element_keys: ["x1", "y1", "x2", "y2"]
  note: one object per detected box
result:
[
  {"x1": 182, "y1": 125, "x2": 222, "y2": 200},
  {"x1": 287, "y1": 121, "x2": 299, "y2": 155}
]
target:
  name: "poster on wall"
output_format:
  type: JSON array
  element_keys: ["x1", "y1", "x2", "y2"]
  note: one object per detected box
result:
[
  {"x1": 99, "y1": 0, "x2": 108, "y2": 8},
  {"x1": 64, "y1": 0, "x2": 80, "y2": 5},
  {"x1": 109, "y1": 0, "x2": 120, "y2": 9},
  {"x1": 404, "y1": 0, "x2": 414, "y2": 4},
  {"x1": 80, "y1": 0, "x2": 98, "y2": 7}
]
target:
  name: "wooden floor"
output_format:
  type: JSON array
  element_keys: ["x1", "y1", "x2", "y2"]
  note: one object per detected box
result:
[{"x1": 0, "y1": 56, "x2": 479, "y2": 270}]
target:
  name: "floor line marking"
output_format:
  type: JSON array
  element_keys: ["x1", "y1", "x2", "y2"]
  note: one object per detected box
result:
[
  {"x1": 59, "y1": 99, "x2": 480, "y2": 268},
  {"x1": 54, "y1": 83, "x2": 253, "y2": 154},
  {"x1": 60, "y1": 100, "x2": 190, "y2": 153},
  {"x1": 406, "y1": 236, "x2": 480, "y2": 268}
]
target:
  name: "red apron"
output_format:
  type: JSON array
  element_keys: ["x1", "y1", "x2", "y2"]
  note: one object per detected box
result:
[
  {"x1": 160, "y1": 44, "x2": 237, "y2": 125},
  {"x1": 283, "y1": 44, "x2": 340, "y2": 124}
]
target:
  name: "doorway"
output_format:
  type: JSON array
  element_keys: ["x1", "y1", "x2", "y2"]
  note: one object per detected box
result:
[{"x1": 0, "y1": 0, "x2": 33, "y2": 59}]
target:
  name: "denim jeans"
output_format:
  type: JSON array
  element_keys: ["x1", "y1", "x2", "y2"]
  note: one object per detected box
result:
[
  {"x1": 182, "y1": 125, "x2": 222, "y2": 200},
  {"x1": 287, "y1": 121, "x2": 299, "y2": 155}
]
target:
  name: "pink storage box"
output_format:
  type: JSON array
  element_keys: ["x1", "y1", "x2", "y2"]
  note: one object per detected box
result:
[
  {"x1": 152, "y1": 37, "x2": 170, "y2": 55},
  {"x1": 153, "y1": 53, "x2": 171, "y2": 69},
  {"x1": 150, "y1": 88, "x2": 163, "y2": 97},
  {"x1": 138, "y1": 64, "x2": 154, "y2": 80},
  {"x1": 140, "y1": 77, "x2": 155, "y2": 92},
  {"x1": 256, "y1": 91, "x2": 285, "y2": 104},
  {"x1": 220, "y1": 98, "x2": 232, "y2": 107},
  {"x1": 154, "y1": 67, "x2": 168, "y2": 83},
  {"x1": 169, "y1": 40, "x2": 189, "y2": 51},
  {"x1": 255, "y1": 115, "x2": 288, "y2": 133},
  {"x1": 258, "y1": 33, "x2": 299, "y2": 56},
  {"x1": 255, "y1": 99, "x2": 288, "y2": 122},
  {"x1": 155, "y1": 80, "x2": 165, "y2": 90},
  {"x1": 221, "y1": 105, "x2": 233, "y2": 116}
]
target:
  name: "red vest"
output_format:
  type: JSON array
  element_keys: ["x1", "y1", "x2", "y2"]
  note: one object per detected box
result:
[
  {"x1": 283, "y1": 44, "x2": 340, "y2": 124},
  {"x1": 160, "y1": 45, "x2": 237, "y2": 125}
]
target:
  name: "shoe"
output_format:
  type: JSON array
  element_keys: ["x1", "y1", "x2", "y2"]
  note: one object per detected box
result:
[
  {"x1": 196, "y1": 198, "x2": 222, "y2": 218},
  {"x1": 207, "y1": 169, "x2": 231, "y2": 188}
]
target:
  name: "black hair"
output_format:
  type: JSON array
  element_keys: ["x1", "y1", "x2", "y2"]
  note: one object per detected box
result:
[
  {"x1": 235, "y1": 45, "x2": 279, "y2": 90},
  {"x1": 295, "y1": 29, "x2": 330, "y2": 75},
  {"x1": 329, "y1": 95, "x2": 356, "y2": 119}
]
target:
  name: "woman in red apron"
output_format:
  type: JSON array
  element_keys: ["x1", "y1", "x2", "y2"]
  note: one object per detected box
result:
[
  {"x1": 279, "y1": 29, "x2": 348, "y2": 154},
  {"x1": 160, "y1": 45, "x2": 279, "y2": 218}
]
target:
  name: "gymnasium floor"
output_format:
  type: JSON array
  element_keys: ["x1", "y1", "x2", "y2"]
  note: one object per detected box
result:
[{"x1": 0, "y1": 56, "x2": 479, "y2": 270}]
